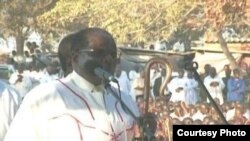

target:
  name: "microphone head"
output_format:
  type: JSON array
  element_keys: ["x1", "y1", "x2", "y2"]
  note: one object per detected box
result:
[{"x1": 94, "y1": 67, "x2": 118, "y2": 83}]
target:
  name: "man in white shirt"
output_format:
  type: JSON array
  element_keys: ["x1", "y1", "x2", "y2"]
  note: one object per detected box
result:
[
  {"x1": 39, "y1": 60, "x2": 61, "y2": 84},
  {"x1": 131, "y1": 70, "x2": 146, "y2": 101},
  {"x1": 4, "y1": 28, "x2": 139, "y2": 141},
  {"x1": 0, "y1": 80, "x2": 21, "y2": 141},
  {"x1": 185, "y1": 71, "x2": 199, "y2": 105},
  {"x1": 168, "y1": 69, "x2": 186, "y2": 103},
  {"x1": 0, "y1": 49, "x2": 22, "y2": 141},
  {"x1": 113, "y1": 63, "x2": 132, "y2": 98},
  {"x1": 204, "y1": 67, "x2": 225, "y2": 105},
  {"x1": 9, "y1": 63, "x2": 33, "y2": 99},
  {"x1": 173, "y1": 39, "x2": 185, "y2": 52}
]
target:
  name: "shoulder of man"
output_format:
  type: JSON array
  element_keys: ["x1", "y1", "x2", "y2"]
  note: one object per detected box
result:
[{"x1": 22, "y1": 80, "x2": 60, "y2": 105}]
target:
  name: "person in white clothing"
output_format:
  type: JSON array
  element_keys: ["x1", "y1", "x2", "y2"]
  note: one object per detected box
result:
[
  {"x1": 185, "y1": 71, "x2": 199, "y2": 105},
  {"x1": 128, "y1": 64, "x2": 140, "y2": 84},
  {"x1": 173, "y1": 39, "x2": 185, "y2": 52},
  {"x1": 39, "y1": 60, "x2": 61, "y2": 84},
  {"x1": 9, "y1": 63, "x2": 33, "y2": 99},
  {"x1": 128, "y1": 65, "x2": 140, "y2": 101},
  {"x1": 112, "y1": 63, "x2": 132, "y2": 98},
  {"x1": 132, "y1": 70, "x2": 146, "y2": 101},
  {"x1": 4, "y1": 28, "x2": 139, "y2": 141},
  {"x1": 0, "y1": 49, "x2": 22, "y2": 141},
  {"x1": 0, "y1": 80, "x2": 21, "y2": 141},
  {"x1": 168, "y1": 69, "x2": 186, "y2": 103},
  {"x1": 204, "y1": 67, "x2": 225, "y2": 105}
]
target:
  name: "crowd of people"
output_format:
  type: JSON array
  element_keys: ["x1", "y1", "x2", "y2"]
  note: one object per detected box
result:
[
  {"x1": 126, "y1": 35, "x2": 192, "y2": 53},
  {"x1": 114, "y1": 52, "x2": 250, "y2": 140},
  {"x1": 0, "y1": 27, "x2": 249, "y2": 141},
  {"x1": 6, "y1": 44, "x2": 62, "y2": 100},
  {"x1": 131, "y1": 62, "x2": 250, "y2": 140}
]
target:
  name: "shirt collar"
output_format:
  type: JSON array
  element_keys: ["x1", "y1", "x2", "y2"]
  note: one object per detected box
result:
[{"x1": 70, "y1": 71, "x2": 105, "y2": 93}]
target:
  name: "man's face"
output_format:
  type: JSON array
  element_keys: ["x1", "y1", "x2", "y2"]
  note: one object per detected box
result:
[
  {"x1": 47, "y1": 65, "x2": 57, "y2": 75},
  {"x1": 225, "y1": 69, "x2": 231, "y2": 77},
  {"x1": 210, "y1": 68, "x2": 217, "y2": 78},
  {"x1": 204, "y1": 64, "x2": 211, "y2": 74},
  {"x1": 72, "y1": 33, "x2": 117, "y2": 85},
  {"x1": 178, "y1": 70, "x2": 184, "y2": 78},
  {"x1": 233, "y1": 69, "x2": 240, "y2": 78}
]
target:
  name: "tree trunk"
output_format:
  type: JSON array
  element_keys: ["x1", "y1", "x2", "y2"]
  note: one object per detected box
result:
[
  {"x1": 15, "y1": 32, "x2": 25, "y2": 63},
  {"x1": 15, "y1": 33, "x2": 25, "y2": 56},
  {"x1": 216, "y1": 30, "x2": 239, "y2": 69}
]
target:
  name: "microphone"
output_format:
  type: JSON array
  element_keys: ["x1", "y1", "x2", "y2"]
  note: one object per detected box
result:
[{"x1": 94, "y1": 67, "x2": 118, "y2": 83}]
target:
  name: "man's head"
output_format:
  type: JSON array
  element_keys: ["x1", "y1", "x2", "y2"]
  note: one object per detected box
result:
[
  {"x1": 178, "y1": 69, "x2": 184, "y2": 78},
  {"x1": 233, "y1": 68, "x2": 240, "y2": 79},
  {"x1": 46, "y1": 60, "x2": 59, "y2": 75},
  {"x1": 204, "y1": 64, "x2": 211, "y2": 74},
  {"x1": 17, "y1": 63, "x2": 25, "y2": 74},
  {"x1": 224, "y1": 64, "x2": 231, "y2": 77},
  {"x1": 209, "y1": 67, "x2": 217, "y2": 78},
  {"x1": 69, "y1": 28, "x2": 117, "y2": 85},
  {"x1": 11, "y1": 50, "x2": 17, "y2": 57}
]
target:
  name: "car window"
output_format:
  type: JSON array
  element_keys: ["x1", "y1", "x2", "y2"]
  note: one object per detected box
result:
[{"x1": 0, "y1": 66, "x2": 14, "y2": 80}]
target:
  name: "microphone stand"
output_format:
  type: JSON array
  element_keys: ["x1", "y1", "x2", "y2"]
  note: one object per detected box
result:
[
  {"x1": 106, "y1": 83, "x2": 156, "y2": 141},
  {"x1": 185, "y1": 62, "x2": 228, "y2": 125}
]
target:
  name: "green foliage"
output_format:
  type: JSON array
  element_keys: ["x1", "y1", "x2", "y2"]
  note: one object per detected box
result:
[
  {"x1": 38, "y1": 0, "x2": 200, "y2": 44},
  {"x1": 205, "y1": 0, "x2": 247, "y2": 30},
  {"x1": 0, "y1": 0, "x2": 57, "y2": 36},
  {"x1": 0, "y1": 0, "x2": 57, "y2": 54},
  {"x1": 38, "y1": 0, "x2": 89, "y2": 30},
  {"x1": 1, "y1": 0, "x2": 248, "y2": 49}
]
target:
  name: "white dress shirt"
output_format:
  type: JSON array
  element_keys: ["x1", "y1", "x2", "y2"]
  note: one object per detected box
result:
[
  {"x1": 204, "y1": 75, "x2": 225, "y2": 105},
  {"x1": 4, "y1": 71, "x2": 139, "y2": 141},
  {"x1": 0, "y1": 80, "x2": 21, "y2": 141}
]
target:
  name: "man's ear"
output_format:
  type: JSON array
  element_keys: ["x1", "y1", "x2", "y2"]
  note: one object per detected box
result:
[{"x1": 71, "y1": 51, "x2": 79, "y2": 63}]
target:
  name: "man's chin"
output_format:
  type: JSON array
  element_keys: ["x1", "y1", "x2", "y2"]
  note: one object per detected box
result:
[{"x1": 92, "y1": 77, "x2": 109, "y2": 86}]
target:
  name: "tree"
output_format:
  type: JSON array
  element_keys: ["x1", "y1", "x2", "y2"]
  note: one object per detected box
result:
[
  {"x1": 38, "y1": 0, "x2": 201, "y2": 45},
  {"x1": 0, "y1": 0, "x2": 57, "y2": 56},
  {"x1": 204, "y1": 0, "x2": 248, "y2": 69},
  {"x1": 174, "y1": 0, "x2": 248, "y2": 69},
  {"x1": 37, "y1": 0, "x2": 248, "y2": 70}
]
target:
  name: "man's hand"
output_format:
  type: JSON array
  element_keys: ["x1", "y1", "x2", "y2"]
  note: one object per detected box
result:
[
  {"x1": 175, "y1": 87, "x2": 183, "y2": 92},
  {"x1": 210, "y1": 81, "x2": 219, "y2": 87},
  {"x1": 213, "y1": 81, "x2": 219, "y2": 86},
  {"x1": 15, "y1": 75, "x2": 23, "y2": 84}
]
